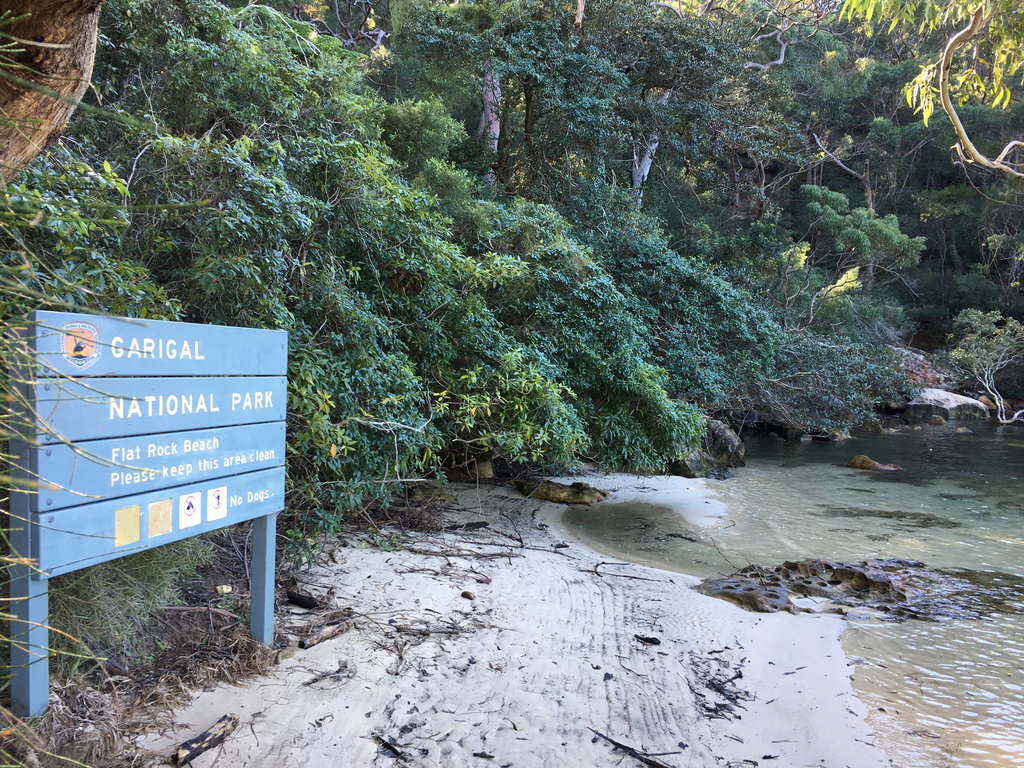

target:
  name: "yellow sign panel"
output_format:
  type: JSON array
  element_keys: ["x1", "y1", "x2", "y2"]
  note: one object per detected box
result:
[
  {"x1": 148, "y1": 498, "x2": 173, "y2": 537},
  {"x1": 114, "y1": 505, "x2": 141, "y2": 546}
]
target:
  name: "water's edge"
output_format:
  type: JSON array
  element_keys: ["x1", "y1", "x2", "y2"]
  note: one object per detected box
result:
[{"x1": 560, "y1": 424, "x2": 1024, "y2": 768}]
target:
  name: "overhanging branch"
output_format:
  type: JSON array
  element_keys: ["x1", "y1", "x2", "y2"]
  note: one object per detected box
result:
[{"x1": 940, "y1": 5, "x2": 1024, "y2": 178}]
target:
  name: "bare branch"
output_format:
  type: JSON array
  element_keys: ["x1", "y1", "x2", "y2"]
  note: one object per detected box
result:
[
  {"x1": 939, "y1": 6, "x2": 1024, "y2": 178},
  {"x1": 812, "y1": 132, "x2": 874, "y2": 211},
  {"x1": 652, "y1": 1, "x2": 686, "y2": 22}
]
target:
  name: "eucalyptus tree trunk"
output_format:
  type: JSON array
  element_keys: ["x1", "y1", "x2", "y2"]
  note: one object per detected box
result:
[
  {"x1": 0, "y1": 0, "x2": 100, "y2": 184},
  {"x1": 631, "y1": 133, "x2": 660, "y2": 206},
  {"x1": 477, "y1": 62, "x2": 501, "y2": 187},
  {"x1": 630, "y1": 89, "x2": 672, "y2": 207}
]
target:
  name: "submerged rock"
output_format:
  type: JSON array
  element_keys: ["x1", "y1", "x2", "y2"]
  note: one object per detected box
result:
[
  {"x1": 846, "y1": 455, "x2": 901, "y2": 471},
  {"x1": 694, "y1": 559, "x2": 1024, "y2": 622},
  {"x1": 905, "y1": 388, "x2": 989, "y2": 420},
  {"x1": 814, "y1": 504, "x2": 960, "y2": 530}
]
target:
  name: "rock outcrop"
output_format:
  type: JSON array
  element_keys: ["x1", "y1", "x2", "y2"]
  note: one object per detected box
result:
[
  {"x1": 669, "y1": 419, "x2": 745, "y2": 479},
  {"x1": 668, "y1": 451, "x2": 720, "y2": 479},
  {"x1": 695, "y1": 559, "x2": 1024, "y2": 622},
  {"x1": 893, "y1": 346, "x2": 945, "y2": 388},
  {"x1": 706, "y1": 419, "x2": 746, "y2": 466},
  {"x1": 515, "y1": 478, "x2": 609, "y2": 504},
  {"x1": 905, "y1": 388, "x2": 989, "y2": 420}
]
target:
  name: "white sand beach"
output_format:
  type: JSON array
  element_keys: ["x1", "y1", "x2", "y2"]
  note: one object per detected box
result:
[{"x1": 139, "y1": 475, "x2": 891, "y2": 768}]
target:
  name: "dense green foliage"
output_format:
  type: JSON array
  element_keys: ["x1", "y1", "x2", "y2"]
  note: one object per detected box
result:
[{"x1": 6, "y1": 0, "x2": 1024, "y2": 579}]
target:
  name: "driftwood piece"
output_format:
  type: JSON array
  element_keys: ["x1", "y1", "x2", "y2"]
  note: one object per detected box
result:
[
  {"x1": 169, "y1": 713, "x2": 240, "y2": 765},
  {"x1": 515, "y1": 478, "x2": 610, "y2": 504},
  {"x1": 634, "y1": 634, "x2": 662, "y2": 646},
  {"x1": 286, "y1": 589, "x2": 320, "y2": 610},
  {"x1": 441, "y1": 521, "x2": 489, "y2": 532},
  {"x1": 299, "y1": 620, "x2": 354, "y2": 649},
  {"x1": 588, "y1": 728, "x2": 680, "y2": 767}
]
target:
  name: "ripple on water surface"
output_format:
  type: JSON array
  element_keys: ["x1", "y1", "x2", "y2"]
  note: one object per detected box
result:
[{"x1": 563, "y1": 422, "x2": 1024, "y2": 768}]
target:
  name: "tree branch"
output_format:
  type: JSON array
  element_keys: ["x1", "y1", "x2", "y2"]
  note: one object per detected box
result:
[
  {"x1": 652, "y1": 1, "x2": 685, "y2": 22},
  {"x1": 812, "y1": 132, "x2": 874, "y2": 211},
  {"x1": 939, "y1": 5, "x2": 1024, "y2": 178}
]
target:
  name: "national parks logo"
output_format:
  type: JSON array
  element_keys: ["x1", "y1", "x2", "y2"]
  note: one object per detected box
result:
[{"x1": 60, "y1": 320, "x2": 100, "y2": 369}]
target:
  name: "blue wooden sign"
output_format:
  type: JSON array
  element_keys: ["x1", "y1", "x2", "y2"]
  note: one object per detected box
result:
[
  {"x1": 33, "y1": 422, "x2": 286, "y2": 511},
  {"x1": 28, "y1": 310, "x2": 287, "y2": 378},
  {"x1": 33, "y1": 468, "x2": 285, "y2": 576},
  {"x1": 34, "y1": 375, "x2": 287, "y2": 442},
  {"x1": 8, "y1": 311, "x2": 289, "y2": 717}
]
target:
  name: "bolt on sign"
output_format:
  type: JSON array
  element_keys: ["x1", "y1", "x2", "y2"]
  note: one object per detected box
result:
[{"x1": 7, "y1": 311, "x2": 288, "y2": 717}]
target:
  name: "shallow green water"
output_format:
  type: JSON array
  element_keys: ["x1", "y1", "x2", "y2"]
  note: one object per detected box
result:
[{"x1": 562, "y1": 422, "x2": 1024, "y2": 768}]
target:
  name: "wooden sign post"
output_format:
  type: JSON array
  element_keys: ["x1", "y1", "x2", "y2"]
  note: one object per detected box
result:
[{"x1": 7, "y1": 311, "x2": 288, "y2": 717}]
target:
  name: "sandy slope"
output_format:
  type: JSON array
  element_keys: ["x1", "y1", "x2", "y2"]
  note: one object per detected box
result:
[{"x1": 139, "y1": 477, "x2": 891, "y2": 768}]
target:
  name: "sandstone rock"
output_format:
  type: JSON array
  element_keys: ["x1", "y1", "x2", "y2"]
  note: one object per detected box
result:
[
  {"x1": 668, "y1": 419, "x2": 745, "y2": 478},
  {"x1": 406, "y1": 482, "x2": 455, "y2": 503},
  {"x1": 846, "y1": 455, "x2": 900, "y2": 471},
  {"x1": 927, "y1": 415, "x2": 946, "y2": 426},
  {"x1": 515, "y1": 478, "x2": 609, "y2": 504},
  {"x1": 447, "y1": 457, "x2": 494, "y2": 482},
  {"x1": 693, "y1": 577, "x2": 797, "y2": 614},
  {"x1": 705, "y1": 419, "x2": 745, "y2": 467},
  {"x1": 978, "y1": 394, "x2": 998, "y2": 411},
  {"x1": 955, "y1": 427, "x2": 972, "y2": 436},
  {"x1": 893, "y1": 346, "x2": 945, "y2": 388},
  {"x1": 668, "y1": 450, "x2": 719, "y2": 479},
  {"x1": 695, "y1": 559, "x2": 1024, "y2": 622},
  {"x1": 905, "y1": 388, "x2": 989, "y2": 420}
]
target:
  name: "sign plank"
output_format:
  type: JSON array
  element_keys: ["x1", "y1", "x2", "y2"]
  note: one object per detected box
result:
[
  {"x1": 33, "y1": 376, "x2": 286, "y2": 442},
  {"x1": 33, "y1": 421, "x2": 286, "y2": 512},
  {"x1": 28, "y1": 310, "x2": 287, "y2": 378},
  {"x1": 32, "y1": 467, "x2": 286, "y2": 577}
]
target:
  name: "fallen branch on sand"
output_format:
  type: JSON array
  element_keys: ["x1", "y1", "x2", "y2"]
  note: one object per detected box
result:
[
  {"x1": 300, "y1": 619, "x2": 354, "y2": 649},
  {"x1": 169, "y1": 713, "x2": 239, "y2": 765},
  {"x1": 580, "y1": 562, "x2": 671, "y2": 582},
  {"x1": 588, "y1": 728, "x2": 683, "y2": 767},
  {"x1": 405, "y1": 544, "x2": 523, "y2": 560}
]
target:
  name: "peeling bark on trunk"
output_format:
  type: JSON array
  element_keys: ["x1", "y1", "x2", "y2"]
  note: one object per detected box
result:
[
  {"x1": 630, "y1": 89, "x2": 672, "y2": 207},
  {"x1": 0, "y1": 0, "x2": 102, "y2": 184},
  {"x1": 631, "y1": 133, "x2": 660, "y2": 206},
  {"x1": 574, "y1": 0, "x2": 585, "y2": 30},
  {"x1": 476, "y1": 62, "x2": 501, "y2": 188}
]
